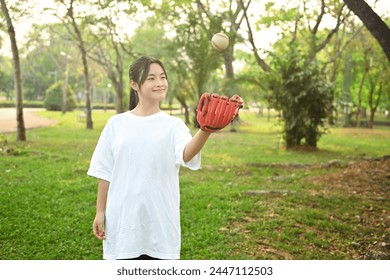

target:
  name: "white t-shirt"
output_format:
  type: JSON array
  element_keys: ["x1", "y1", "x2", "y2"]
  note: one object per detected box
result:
[{"x1": 87, "y1": 111, "x2": 201, "y2": 260}]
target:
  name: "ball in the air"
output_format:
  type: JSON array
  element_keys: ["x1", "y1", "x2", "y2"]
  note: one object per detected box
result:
[{"x1": 211, "y1": 33, "x2": 229, "y2": 51}]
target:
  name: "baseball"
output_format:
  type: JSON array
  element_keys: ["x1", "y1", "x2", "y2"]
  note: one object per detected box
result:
[{"x1": 211, "y1": 33, "x2": 229, "y2": 51}]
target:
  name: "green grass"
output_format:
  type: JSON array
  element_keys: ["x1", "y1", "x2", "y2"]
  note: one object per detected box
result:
[{"x1": 0, "y1": 110, "x2": 389, "y2": 260}]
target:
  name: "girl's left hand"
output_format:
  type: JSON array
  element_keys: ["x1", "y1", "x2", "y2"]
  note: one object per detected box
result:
[{"x1": 93, "y1": 213, "x2": 106, "y2": 240}]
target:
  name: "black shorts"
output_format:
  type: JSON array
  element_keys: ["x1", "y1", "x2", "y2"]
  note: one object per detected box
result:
[{"x1": 118, "y1": 254, "x2": 160, "y2": 260}]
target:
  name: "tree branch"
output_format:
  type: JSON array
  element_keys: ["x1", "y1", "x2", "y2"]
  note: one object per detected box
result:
[
  {"x1": 343, "y1": 0, "x2": 390, "y2": 62},
  {"x1": 239, "y1": 0, "x2": 270, "y2": 72},
  {"x1": 290, "y1": 5, "x2": 301, "y2": 45},
  {"x1": 315, "y1": 4, "x2": 348, "y2": 54},
  {"x1": 312, "y1": 0, "x2": 325, "y2": 35}
]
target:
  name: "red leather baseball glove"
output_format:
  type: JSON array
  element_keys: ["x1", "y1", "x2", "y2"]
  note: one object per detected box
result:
[{"x1": 196, "y1": 92, "x2": 243, "y2": 133}]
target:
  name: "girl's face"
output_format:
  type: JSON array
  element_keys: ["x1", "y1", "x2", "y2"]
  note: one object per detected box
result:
[{"x1": 131, "y1": 63, "x2": 168, "y2": 104}]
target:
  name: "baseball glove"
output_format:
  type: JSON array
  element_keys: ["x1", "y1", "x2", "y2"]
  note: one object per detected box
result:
[{"x1": 196, "y1": 92, "x2": 243, "y2": 133}]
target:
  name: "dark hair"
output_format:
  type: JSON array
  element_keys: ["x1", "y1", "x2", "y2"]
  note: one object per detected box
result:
[{"x1": 129, "y1": 55, "x2": 168, "y2": 110}]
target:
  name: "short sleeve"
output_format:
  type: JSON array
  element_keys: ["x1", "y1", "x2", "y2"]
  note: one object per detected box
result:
[
  {"x1": 174, "y1": 119, "x2": 201, "y2": 170},
  {"x1": 87, "y1": 121, "x2": 114, "y2": 182}
]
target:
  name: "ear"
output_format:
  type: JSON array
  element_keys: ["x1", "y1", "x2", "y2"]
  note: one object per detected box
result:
[{"x1": 131, "y1": 80, "x2": 139, "y2": 92}]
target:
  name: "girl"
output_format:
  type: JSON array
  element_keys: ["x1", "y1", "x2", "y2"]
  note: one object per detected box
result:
[{"x1": 88, "y1": 55, "x2": 211, "y2": 260}]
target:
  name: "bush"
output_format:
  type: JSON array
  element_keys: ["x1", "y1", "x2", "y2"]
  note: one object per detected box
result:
[
  {"x1": 0, "y1": 100, "x2": 44, "y2": 108},
  {"x1": 268, "y1": 48, "x2": 334, "y2": 149},
  {"x1": 44, "y1": 81, "x2": 77, "y2": 111}
]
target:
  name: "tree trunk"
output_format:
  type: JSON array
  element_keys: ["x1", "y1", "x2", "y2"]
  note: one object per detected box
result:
[
  {"x1": 114, "y1": 79, "x2": 125, "y2": 114},
  {"x1": 355, "y1": 64, "x2": 369, "y2": 127},
  {"x1": 368, "y1": 111, "x2": 374, "y2": 129},
  {"x1": 67, "y1": 1, "x2": 93, "y2": 129},
  {"x1": 176, "y1": 96, "x2": 190, "y2": 124},
  {"x1": 223, "y1": 48, "x2": 234, "y2": 79},
  {"x1": 83, "y1": 56, "x2": 93, "y2": 129},
  {"x1": 116, "y1": 69, "x2": 125, "y2": 113},
  {"x1": 79, "y1": 36, "x2": 93, "y2": 129},
  {"x1": 367, "y1": 79, "x2": 382, "y2": 129},
  {"x1": 342, "y1": 52, "x2": 352, "y2": 127},
  {"x1": 343, "y1": 0, "x2": 390, "y2": 63},
  {"x1": 1, "y1": 0, "x2": 26, "y2": 141}
]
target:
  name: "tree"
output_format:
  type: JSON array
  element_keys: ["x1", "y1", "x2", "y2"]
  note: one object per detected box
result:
[
  {"x1": 341, "y1": 51, "x2": 353, "y2": 127},
  {"x1": 343, "y1": 0, "x2": 390, "y2": 63},
  {"x1": 128, "y1": 17, "x2": 194, "y2": 122},
  {"x1": 0, "y1": 56, "x2": 14, "y2": 100},
  {"x1": 349, "y1": 26, "x2": 390, "y2": 128},
  {"x1": 149, "y1": 0, "x2": 222, "y2": 125},
  {"x1": 247, "y1": 0, "x2": 351, "y2": 66},
  {"x1": 56, "y1": 0, "x2": 93, "y2": 129},
  {"x1": 367, "y1": 77, "x2": 382, "y2": 128},
  {"x1": 0, "y1": 0, "x2": 26, "y2": 141},
  {"x1": 306, "y1": 0, "x2": 350, "y2": 60},
  {"x1": 241, "y1": 0, "x2": 346, "y2": 148},
  {"x1": 21, "y1": 23, "x2": 74, "y2": 101},
  {"x1": 234, "y1": 50, "x2": 270, "y2": 118},
  {"x1": 87, "y1": 0, "x2": 141, "y2": 113},
  {"x1": 195, "y1": 0, "x2": 250, "y2": 80},
  {"x1": 354, "y1": 35, "x2": 371, "y2": 127},
  {"x1": 240, "y1": 0, "x2": 270, "y2": 72}
]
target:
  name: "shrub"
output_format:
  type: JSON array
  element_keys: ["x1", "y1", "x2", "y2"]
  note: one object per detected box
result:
[
  {"x1": 43, "y1": 81, "x2": 77, "y2": 111},
  {"x1": 268, "y1": 48, "x2": 334, "y2": 149}
]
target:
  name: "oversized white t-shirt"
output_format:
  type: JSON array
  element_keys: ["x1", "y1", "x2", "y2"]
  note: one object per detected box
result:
[{"x1": 87, "y1": 111, "x2": 201, "y2": 260}]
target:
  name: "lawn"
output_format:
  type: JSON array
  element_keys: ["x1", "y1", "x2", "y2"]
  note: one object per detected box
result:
[{"x1": 0, "y1": 110, "x2": 389, "y2": 260}]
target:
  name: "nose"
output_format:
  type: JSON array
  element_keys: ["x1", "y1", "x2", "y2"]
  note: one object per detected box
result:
[{"x1": 156, "y1": 78, "x2": 165, "y2": 87}]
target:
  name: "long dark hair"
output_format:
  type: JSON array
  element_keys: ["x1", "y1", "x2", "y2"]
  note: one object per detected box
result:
[{"x1": 129, "y1": 55, "x2": 168, "y2": 110}]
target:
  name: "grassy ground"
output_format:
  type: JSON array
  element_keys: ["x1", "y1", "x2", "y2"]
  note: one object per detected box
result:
[{"x1": 0, "y1": 110, "x2": 389, "y2": 260}]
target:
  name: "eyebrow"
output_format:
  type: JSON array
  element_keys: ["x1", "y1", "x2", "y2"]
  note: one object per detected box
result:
[{"x1": 147, "y1": 73, "x2": 166, "y2": 77}]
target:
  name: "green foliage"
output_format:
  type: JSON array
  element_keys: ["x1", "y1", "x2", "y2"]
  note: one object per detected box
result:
[
  {"x1": 0, "y1": 34, "x2": 14, "y2": 100},
  {"x1": 268, "y1": 47, "x2": 334, "y2": 148},
  {"x1": 0, "y1": 100, "x2": 43, "y2": 108},
  {"x1": 43, "y1": 81, "x2": 77, "y2": 112},
  {"x1": 20, "y1": 24, "x2": 59, "y2": 100},
  {"x1": 234, "y1": 50, "x2": 270, "y2": 103},
  {"x1": 171, "y1": 5, "x2": 222, "y2": 96},
  {"x1": 260, "y1": 2, "x2": 299, "y2": 28}
]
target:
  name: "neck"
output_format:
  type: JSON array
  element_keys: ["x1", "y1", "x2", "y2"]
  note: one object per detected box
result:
[{"x1": 130, "y1": 103, "x2": 160, "y2": 116}]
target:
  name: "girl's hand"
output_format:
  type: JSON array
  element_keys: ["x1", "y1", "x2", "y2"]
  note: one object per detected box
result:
[
  {"x1": 196, "y1": 92, "x2": 243, "y2": 132},
  {"x1": 93, "y1": 213, "x2": 105, "y2": 240}
]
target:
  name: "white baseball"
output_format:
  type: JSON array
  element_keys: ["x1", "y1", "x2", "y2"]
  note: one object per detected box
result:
[{"x1": 211, "y1": 33, "x2": 229, "y2": 51}]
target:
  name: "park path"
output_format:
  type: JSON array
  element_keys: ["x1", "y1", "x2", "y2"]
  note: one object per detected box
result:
[{"x1": 0, "y1": 108, "x2": 57, "y2": 133}]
